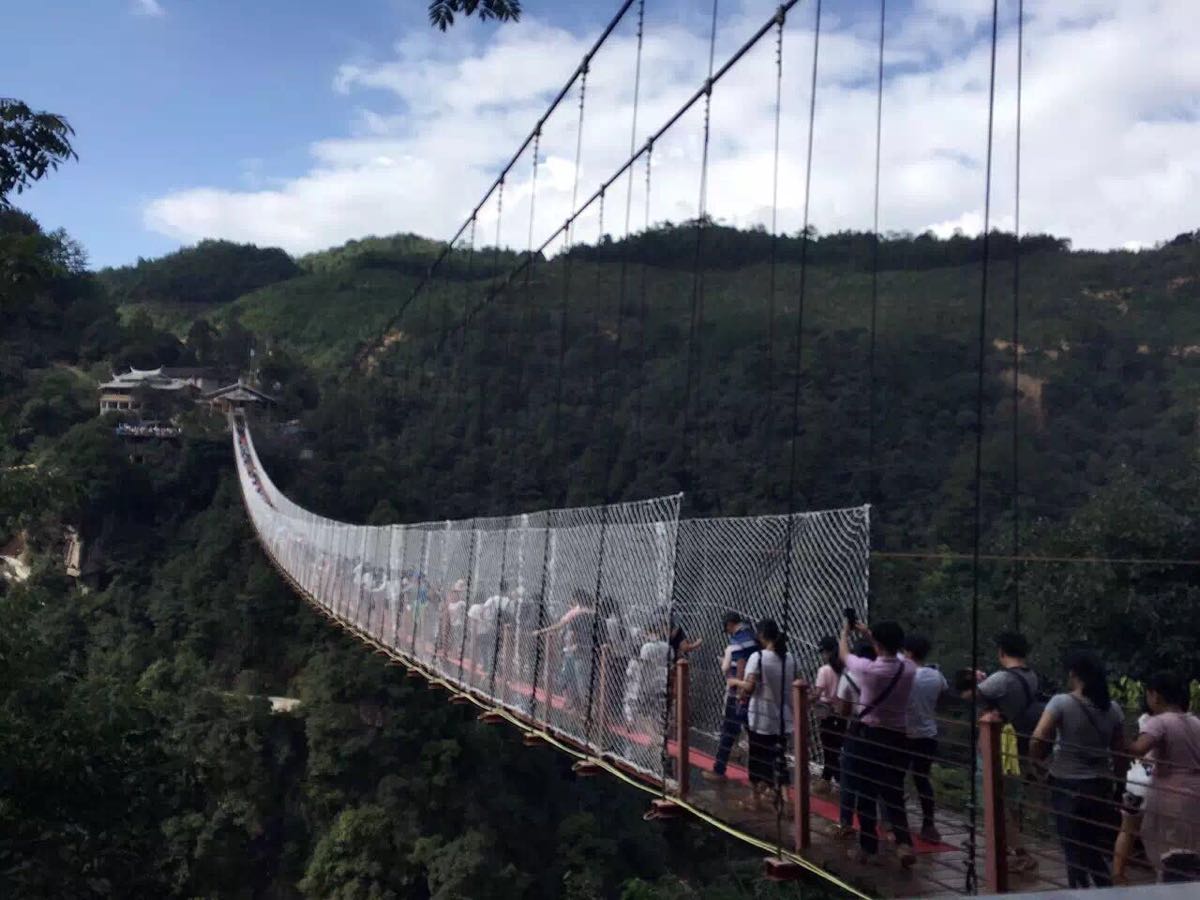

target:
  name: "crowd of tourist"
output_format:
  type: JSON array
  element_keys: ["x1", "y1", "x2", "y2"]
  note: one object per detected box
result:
[
  {"x1": 693, "y1": 612, "x2": 1200, "y2": 884},
  {"x1": 234, "y1": 421, "x2": 1198, "y2": 886}
]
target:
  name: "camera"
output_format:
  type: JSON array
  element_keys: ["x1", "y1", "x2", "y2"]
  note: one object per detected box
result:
[{"x1": 843, "y1": 606, "x2": 857, "y2": 629}]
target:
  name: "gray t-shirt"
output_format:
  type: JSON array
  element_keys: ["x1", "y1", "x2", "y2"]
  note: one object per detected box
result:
[
  {"x1": 1045, "y1": 692, "x2": 1124, "y2": 780},
  {"x1": 978, "y1": 666, "x2": 1039, "y2": 724}
]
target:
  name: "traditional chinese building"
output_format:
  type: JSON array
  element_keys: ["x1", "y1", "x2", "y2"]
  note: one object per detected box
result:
[
  {"x1": 204, "y1": 380, "x2": 276, "y2": 414},
  {"x1": 97, "y1": 366, "x2": 225, "y2": 414}
]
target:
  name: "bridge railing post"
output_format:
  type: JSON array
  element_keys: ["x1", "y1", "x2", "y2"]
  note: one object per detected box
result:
[
  {"x1": 981, "y1": 710, "x2": 1009, "y2": 894},
  {"x1": 793, "y1": 679, "x2": 811, "y2": 852},
  {"x1": 675, "y1": 658, "x2": 690, "y2": 799}
]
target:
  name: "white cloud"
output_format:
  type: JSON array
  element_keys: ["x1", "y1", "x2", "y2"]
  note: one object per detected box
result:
[
  {"x1": 144, "y1": 0, "x2": 1200, "y2": 257},
  {"x1": 132, "y1": 0, "x2": 165, "y2": 17}
]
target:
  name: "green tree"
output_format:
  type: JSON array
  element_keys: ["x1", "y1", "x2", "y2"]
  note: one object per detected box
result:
[
  {"x1": 428, "y1": 0, "x2": 521, "y2": 31},
  {"x1": 0, "y1": 98, "x2": 76, "y2": 205}
]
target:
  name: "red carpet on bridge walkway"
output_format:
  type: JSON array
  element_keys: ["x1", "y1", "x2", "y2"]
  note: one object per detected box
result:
[{"x1": 414, "y1": 646, "x2": 951, "y2": 855}]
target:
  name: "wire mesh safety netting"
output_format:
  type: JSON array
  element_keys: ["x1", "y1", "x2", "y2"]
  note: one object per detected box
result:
[
  {"x1": 673, "y1": 509, "x2": 870, "y2": 782},
  {"x1": 231, "y1": 415, "x2": 870, "y2": 788}
]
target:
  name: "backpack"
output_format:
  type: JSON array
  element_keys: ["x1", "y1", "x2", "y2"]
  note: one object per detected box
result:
[{"x1": 1003, "y1": 668, "x2": 1047, "y2": 757}]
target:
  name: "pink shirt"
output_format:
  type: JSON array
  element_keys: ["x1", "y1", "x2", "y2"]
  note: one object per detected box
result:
[
  {"x1": 1140, "y1": 712, "x2": 1200, "y2": 782},
  {"x1": 814, "y1": 664, "x2": 840, "y2": 706},
  {"x1": 844, "y1": 654, "x2": 916, "y2": 732}
]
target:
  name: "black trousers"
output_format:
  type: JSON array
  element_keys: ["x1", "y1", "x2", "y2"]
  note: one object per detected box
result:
[
  {"x1": 905, "y1": 736, "x2": 938, "y2": 827},
  {"x1": 849, "y1": 724, "x2": 913, "y2": 855},
  {"x1": 713, "y1": 693, "x2": 748, "y2": 775},
  {"x1": 1050, "y1": 776, "x2": 1117, "y2": 889}
]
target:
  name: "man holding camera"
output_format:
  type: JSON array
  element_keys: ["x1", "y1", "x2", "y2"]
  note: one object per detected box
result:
[{"x1": 839, "y1": 613, "x2": 918, "y2": 869}]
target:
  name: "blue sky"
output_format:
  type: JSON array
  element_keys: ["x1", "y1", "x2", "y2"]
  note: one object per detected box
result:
[{"x1": 6, "y1": 1, "x2": 1197, "y2": 268}]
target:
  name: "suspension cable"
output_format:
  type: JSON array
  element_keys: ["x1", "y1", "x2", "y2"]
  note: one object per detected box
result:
[
  {"x1": 517, "y1": 127, "x2": 543, "y2": 402},
  {"x1": 633, "y1": 142, "x2": 653, "y2": 449},
  {"x1": 866, "y1": 0, "x2": 887, "y2": 514},
  {"x1": 448, "y1": 0, "x2": 807, "y2": 346},
  {"x1": 778, "y1": 0, "x2": 820, "y2": 863},
  {"x1": 479, "y1": 177, "x2": 506, "y2": 450},
  {"x1": 679, "y1": 0, "x2": 721, "y2": 501},
  {"x1": 764, "y1": 2, "x2": 789, "y2": 861},
  {"x1": 358, "y1": 0, "x2": 641, "y2": 368},
  {"x1": 967, "y1": 0, "x2": 1002, "y2": 893},
  {"x1": 551, "y1": 61, "x2": 590, "y2": 501},
  {"x1": 608, "y1": 0, "x2": 647, "y2": 426},
  {"x1": 1011, "y1": 0, "x2": 1025, "y2": 632},
  {"x1": 765, "y1": 5, "x2": 784, "y2": 414}
]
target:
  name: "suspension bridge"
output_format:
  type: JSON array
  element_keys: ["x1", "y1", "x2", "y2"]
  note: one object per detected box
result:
[{"x1": 230, "y1": 0, "x2": 1199, "y2": 896}]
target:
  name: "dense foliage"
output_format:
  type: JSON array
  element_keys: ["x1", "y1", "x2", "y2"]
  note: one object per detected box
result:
[
  {"x1": 3, "y1": 195, "x2": 1198, "y2": 896},
  {"x1": 1, "y1": 212, "x2": 839, "y2": 898},
  {"x1": 99, "y1": 239, "x2": 300, "y2": 309},
  {"x1": 0, "y1": 98, "x2": 76, "y2": 205}
]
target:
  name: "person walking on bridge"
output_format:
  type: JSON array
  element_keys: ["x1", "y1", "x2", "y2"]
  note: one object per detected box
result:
[
  {"x1": 1031, "y1": 650, "x2": 1128, "y2": 889},
  {"x1": 901, "y1": 633, "x2": 947, "y2": 844},
  {"x1": 702, "y1": 611, "x2": 760, "y2": 783},
  {"x1": 838, "y1": 618, "x2": 918, "y2": 869},
  {"x1": 1126, "y1": 670, "x2": 1200, "y2": 883},
  {"x1": 732, "y1": 618, "x2": 795, "y2": 811}
]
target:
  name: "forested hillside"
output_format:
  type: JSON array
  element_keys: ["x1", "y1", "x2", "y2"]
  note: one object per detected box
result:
[
  {"x1": 0, "y1": 210, "x2": 838, "y2": 899},
  {"x1": 4, "y1": 200, "x2": 1198, "y2": 896}
]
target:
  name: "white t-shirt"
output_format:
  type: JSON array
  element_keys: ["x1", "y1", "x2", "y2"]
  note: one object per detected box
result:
[
  {"x1": 906, "y1": 665, "x2": 948, "y2": 739},
  {"x1": 836, "y1": 672, "x2": 862, "y2": 710},
  {"x1": 745, "y1": 650, "x2": 796, "y2": 736}
]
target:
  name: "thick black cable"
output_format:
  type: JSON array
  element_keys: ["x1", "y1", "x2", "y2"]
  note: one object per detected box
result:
[
  {"x1": 358, "y1": 0, "x2": 640, "y2": 367},
  {"x1": 777, "y1": 0, "x2": 820, "y2": 857},
  {"x1": 866, "y1": 0, "x2": 886, "y2": 514},
  {"x1": 967, "y1": 0, "x2": 1002, "y2": 893},
  {"x1": 1011, "y1": 0, "x2": 1024, "y2": 633},
  {"x1": 679, "y1": 0, "x2": 720, "y2": 500},
  {"x1": 448, "y1": 0, "x2": 806, "y2": 345}
]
